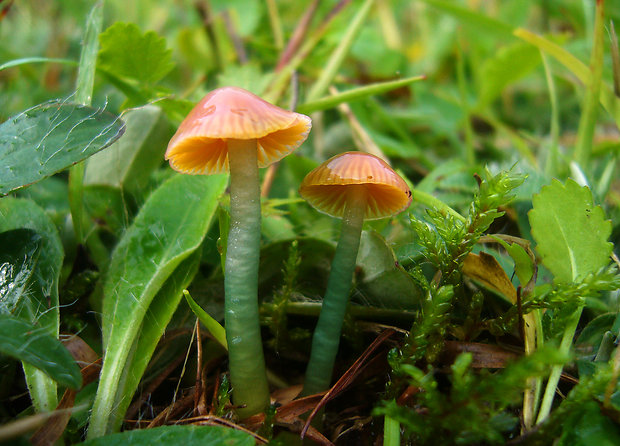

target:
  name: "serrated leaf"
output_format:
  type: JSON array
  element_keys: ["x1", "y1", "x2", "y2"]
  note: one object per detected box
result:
[
  {"x1": 0, "y1": 229, "x2": 41, "y2": 315},
  {"x1": 89, "y1": 173, "x2": 228, "y2": 438},
  {"x1": 529, "y1": 179, "x2": 612, "y2": 283},
  {"x1": 0, "y1": 314, "x2": 82, "y2": 389},
  {"x1": 0, "y1": 101, "x2": 125, "y2": 195},
  {"x1": 84, "y1": 106, "x2": 172, "y2": 191},
  {"x1": 79, "y1": 424, "x2": 255, "y2": 446},
  {"x1": 98, "y1": 22, "x2": 174, "y2": 85}
]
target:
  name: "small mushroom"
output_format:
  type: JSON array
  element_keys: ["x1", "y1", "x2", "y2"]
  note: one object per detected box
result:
[
  {"x1": 166, "y1": 87, "x2": 311, "y2": 416},
  {"x1": 299, "y1": 151, "x2": 411, "y2": 395}
]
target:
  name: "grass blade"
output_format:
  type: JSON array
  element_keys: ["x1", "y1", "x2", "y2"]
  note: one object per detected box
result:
[
  {"x1": 514, "y1": 27, "x2": 620, "y2": 131},
  {"x1": 69, "y1": 1, "x2": 103, "y2": 244},
  {"x1": 297, "y1": 75, "x2": 425, "y2": 115},
  {"x1": 573, "y1": 0, "x2": 605, "y2": 169},
  {"x1": 306, "y1": 0, "x2": 375, "y2": 102},
  {"x1": 184, "y1": 290, "x2": 228, "y2": 350}
]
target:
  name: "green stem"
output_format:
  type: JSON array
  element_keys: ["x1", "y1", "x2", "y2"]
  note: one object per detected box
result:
[
  {"x1": 383, "y1": 414, "x2": 401, "y2": 446},
  {"x1": 536, "y1": 306, "x2": 582, "y2": 424},
  {"x1": 303, "y1": 185, "x2": 366, "y2": 396},
  {"x1": 225, "y1": 140, "x2": 270, "y2": 417}
]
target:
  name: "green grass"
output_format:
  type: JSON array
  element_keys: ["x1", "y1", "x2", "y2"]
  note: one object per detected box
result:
[{"x1": 0, "y1": 0, "x2": 619, "y2": 444}]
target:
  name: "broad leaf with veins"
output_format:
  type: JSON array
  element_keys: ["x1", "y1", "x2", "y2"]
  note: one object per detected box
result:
[{"x1": 529, "y1": 179, "x2": 612, "y2": 283}]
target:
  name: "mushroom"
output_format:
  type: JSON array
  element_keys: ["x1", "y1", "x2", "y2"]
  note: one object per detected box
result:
[
  {"x1": 299, "y1": 151, "x2": 411, "y2": 395},
  {"x1": 166, "y1": 86, "x2": 311, "y2": 416}
]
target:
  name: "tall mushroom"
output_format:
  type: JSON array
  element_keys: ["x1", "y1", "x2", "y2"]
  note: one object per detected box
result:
[
  {"x1": 299, "y1": 151, "x2": 411, "y2": 395},
  {"x1": 166, "y1": 87, "x2": 311, "y2": 416}
]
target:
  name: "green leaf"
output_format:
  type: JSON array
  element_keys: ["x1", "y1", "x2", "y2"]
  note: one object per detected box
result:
[
  {"x1": 0, "y1": 101, "x2": 125, "y2": 196},
  {"x1": 84, "y1": 105, "x2": 172, "y2": 191},
  {"x1": 75, "y1": 2, "x2": 102, "y2": 105},
  {"x1": 514, "y1": 28, "x2": 620, "y2": 131},
  {"x1": 528, "y1": 179, "x2": 612, "y2": 283},
  {"x1": 105, "y1": 251, "x2": 202, "y2": 434},
  {"x1": 98, "y1": 22, "x2": 174, "y2": 86},
  {"x1": 0, "y1": 197, "x2": 64, "y2": 411},
  {"x1": 356, "y1": 231, "x2": 423, "y2": 310},
  {"x1": 216, "y1": 62, "x2": 273, "y2": 96},
  {"x1": 558, "y1": 400, "x2": 620, "y2": 446},
  {"x1": 296, "y1": 75, "x2": 426, "y2": 115},
  {"x1": 478, "y1": 42, "x2": 540, "y2": 107},
  {"x1": 184, "y1": 289, "x2": 227, "y2": 350},
  {"x1": 0, "y1": 314, "x2": 82, "y2": 389},
  {"x1": 0, "y1": 57, "x2": 77, "y2": 72},
  {"x1": 0, "y1": 229, "x2": 41, "y2": 316},
  {"x1": 306, "y1": 0, "x2": 375, "y2": 102},
  {"x1": 89, "y1": 173, "x2": 228, "y2": 438},
  {"x1": 419, "y1": 0, "x2": 514, "y2": 38},
  {"x1": 80, "y1": 424, "x2": 255, "y2": 446}
]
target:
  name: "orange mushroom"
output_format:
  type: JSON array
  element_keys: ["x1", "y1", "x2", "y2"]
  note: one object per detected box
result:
[
  {"x1": 166, "y1": 86, "x2": 311, "y2": 417},
  {"x1": 300, "y1": 151, "x2": 411, "y2": 395}
]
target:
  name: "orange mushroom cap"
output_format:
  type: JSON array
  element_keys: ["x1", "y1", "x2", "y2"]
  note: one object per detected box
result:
[
  {"x1": 299, "y1": 151, "x2": 412, "y2": 220},
  {"x1": 165, "y1": 87, "x2": 312, "y2": 174}
]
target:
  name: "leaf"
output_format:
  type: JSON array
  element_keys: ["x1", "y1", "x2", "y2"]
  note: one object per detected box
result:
[
  {"x1": 355, "y1": 231, "x2": 423, "y2": 310},
  {"x1": 0, "y1": 57, "x2": 77, "y2": 72},
  {"x1": 79, "y1": 424, "x2": 255, "y2": 446},
  {"x1": 89, "y1": 173, "x2": 228, "y2": 438},
  {"x1": 98, "y1": 22, "x2": 174, "y2": 85},
  {"x1": 105, "y1": 251, "x2": 202, "y2": 434},
  {"x1": 0, "y1": 314, "x2": 82, "y2": 389},
  {"x1": 296, "y1": 75, "x2": 426, "y2": 115},
  {"x1": 306, "y1": 0, "x2": 375, "y2": 102},
  {"x1": 216, "y1": 62, "x2": 273, "y2": 96},
  {"x1": 75, "y1": 1, "x2": 102, "y2": 105},
  {"x1": 0, "y1": 229, "x2": 41, "y2": 316},
  {"x1": 184, "y1": 289, "x2": 228, "y2": 350},
  {"x1": 528, "y1": 179, "x2": 612, "y2": 283},
  {"x1": 419, "y1": 0, "x2": 514, "y2": 38},
  {"x1": 488, "y1": 235, "x2": 535, "y2": 287},
  {"x1": 0, "y1": 101, "x2": 125, "y2": 195},
  {"x1": 478, "y1": 42, "x2": 540, "y2": 107},
  {"x1": 462, "y1": 252, "x2": 516, "y2": 303},
  {"x1": 514, "y1": 28, "x2": 620, "y2": 131},
  {"x1": 557, "y1": 400, "x2": 620, "y2": 446},
  {"x1": 0, "y1": 198, "x2": 64, "y2": 411},
  {"x1": 84, "y1": 106, "x2": 172, "y2": 191}
]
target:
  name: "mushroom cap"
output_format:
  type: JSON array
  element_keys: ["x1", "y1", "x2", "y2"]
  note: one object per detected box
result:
[
  {"x1": 299, "y1": 151, "x2": 412, "y2": 220},
  {"x1": 165, "y1": 87, "x2": 312, "y2": 174}
]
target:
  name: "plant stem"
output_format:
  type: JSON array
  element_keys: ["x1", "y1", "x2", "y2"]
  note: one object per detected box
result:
[
  {"x1": 225, "y1": 140, "x2": 270, "y2": 417},
  {"x1": 383, "y1": 414, "x2": 401, "y2": 446},
  {"x1": 303, "y1": 185, "x2": 366, "y2": 396},
  {"x1": 536, "y1": 306, "x2": 582, "y2": 424}
]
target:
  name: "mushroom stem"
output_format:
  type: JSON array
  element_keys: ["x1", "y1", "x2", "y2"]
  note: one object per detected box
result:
[
  {"x1": 225, "y1": 139, "x2": 270, "y2": 417},
  {"x1": 303, "y1": 185, "x2": 367, "y2": 396}
]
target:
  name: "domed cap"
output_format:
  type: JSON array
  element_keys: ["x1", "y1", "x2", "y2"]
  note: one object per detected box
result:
[
  {"x1": 299, "y1": 151, "x2": 412, "y2": 220},
  {"x1": 165, "y1": 87, "x2": 312, "y2": 174}
]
